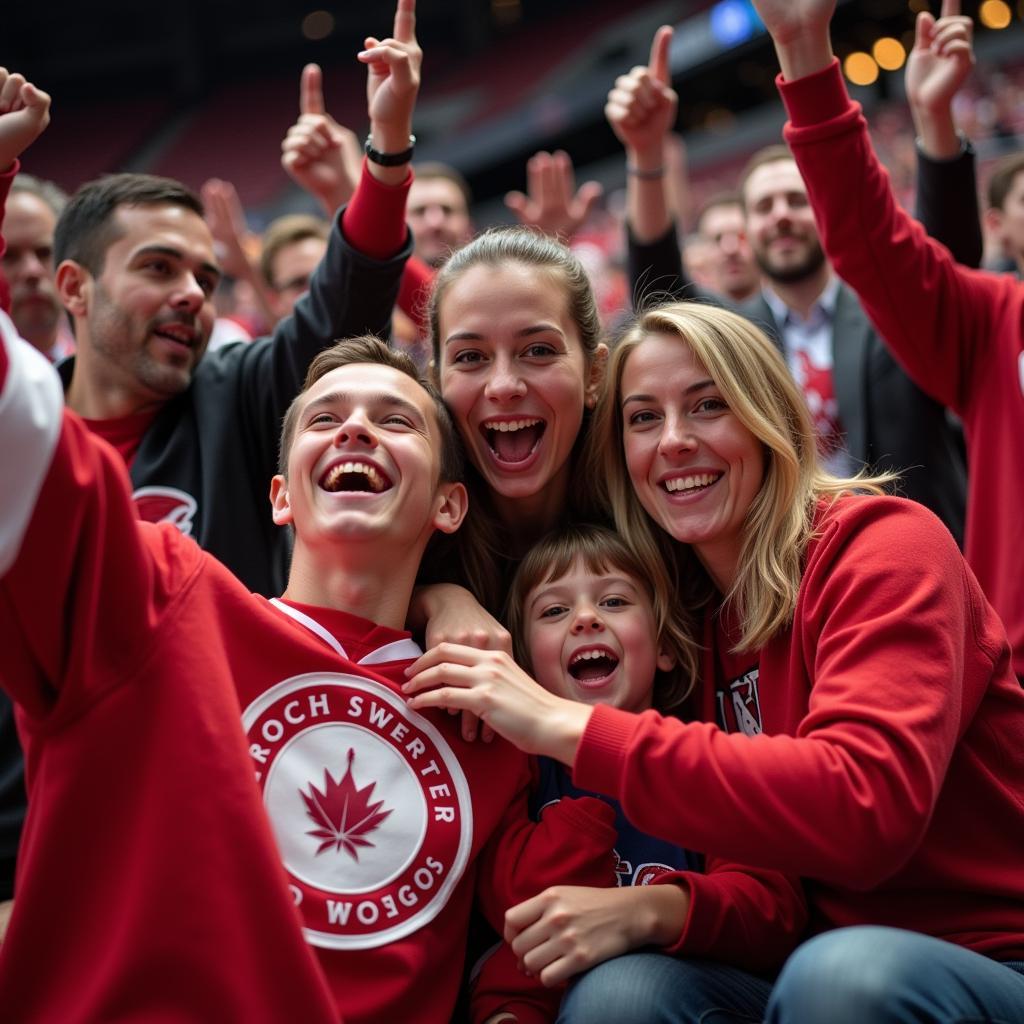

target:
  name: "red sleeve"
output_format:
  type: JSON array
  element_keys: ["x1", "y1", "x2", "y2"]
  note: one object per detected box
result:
[
  {"x1": 0, "y1": 158, "x2": 19, "y2": 316},
  {"x1": 0, "y1": 322, "x2": 199, "y2": 722},
  {"x1": 661, "y1": 858, "x2": 806, "y2": 972},
  {"x1": 574, "y1": 500, "x2": 1000, "y2": 889},
  {"x1": 779, "y1": 59, "x2": 1018, "y2": 415},
  {"x1": 341, "y1": 157, "x2": 412, "y2": 261},
  {"x1": 396, "y1": 255, "x2": 434, "y2": 336},
  {"x1": 470, "y1": 795, "x2": 615, "y2": 1024}
]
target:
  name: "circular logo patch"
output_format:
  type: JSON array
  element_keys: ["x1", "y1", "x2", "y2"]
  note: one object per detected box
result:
[{"x1": 242, "y1": 672, "x2": 473, "y2": 949}]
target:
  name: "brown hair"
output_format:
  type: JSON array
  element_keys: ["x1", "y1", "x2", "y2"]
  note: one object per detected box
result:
[
  {"x1": 506, "y1": 524, "x2": 693, "y2": 712},
  {"x1": 987, "y1": 152, "x2": 1024, "y2": 212},
  {"x1": 259, "y1": 214, "x2": 330, "y2": 289},
  {"x1": 278, "y1": 335, "x2": 463, "y2": 486},
  {"x1": 424, "y1": 226, "x2": 606, "y2": 613}
]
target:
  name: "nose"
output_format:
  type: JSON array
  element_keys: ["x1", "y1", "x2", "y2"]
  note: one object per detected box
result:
[
  {"x1": 17, "y1": 252, "x2": 46, "y2": 282},
  {"x1": 570, "y1": 604, "x2": 605, "y2": 635},
  {"x1": 484, "y1": 354, "x2": 526, "y2": 403},
  {"x1": 656, "y1": 411, "x2": 697, "y2": 457},
  {"x1": 719, "y1": 232, "x2": 741, "y2": 255},
  {"x1": 332, "y1": 410, "x2": 377, "y2": 449},
  {"x1": 172, "y1": 273, "x2": 206, "y2": 313},
  {"x1": 423, "y1": 205, "x2": 446, "y2": 230}
]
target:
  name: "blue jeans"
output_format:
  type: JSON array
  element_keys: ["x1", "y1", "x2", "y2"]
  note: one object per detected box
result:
[{"x1": 557, "y1": 928, "x2": 1024, "y2": 1024}]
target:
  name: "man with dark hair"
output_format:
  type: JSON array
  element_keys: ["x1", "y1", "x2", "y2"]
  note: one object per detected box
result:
[
  {"x1": 735, "y1": 144, "x2": 966, "y2": 540},
  {"x1": 407, "y1": 161, "x2": 473, "y2": 268},
  {"x1": 986, "y1": 151, "x2": 1024, "y2": 275},
  {"x1": 259, "y1": 212, "x2": 331, "y2": 318},
  {"x1": 1, "y1": 172, "x2": 72, "y2": 360}
]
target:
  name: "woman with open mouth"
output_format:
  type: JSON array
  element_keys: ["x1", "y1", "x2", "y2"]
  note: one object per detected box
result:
[{"x1": 411, "y1": 228, "x2": 609, "y2": 691}]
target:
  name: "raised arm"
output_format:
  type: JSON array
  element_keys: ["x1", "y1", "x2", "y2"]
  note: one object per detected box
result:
[{"x1": 906, "y1": 0, "x2": 983, "y2": 267}]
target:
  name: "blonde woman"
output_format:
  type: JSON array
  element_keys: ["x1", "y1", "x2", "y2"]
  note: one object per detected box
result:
[{"x1": 406, "y1": 302, "x2": 1024, "y2": 1023}]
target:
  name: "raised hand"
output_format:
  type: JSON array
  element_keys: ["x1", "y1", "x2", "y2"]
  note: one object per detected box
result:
[
  {"x1": 749, "y1": 0, "x2": 836, "y2": 80},
  {"x1": 504, "y1": 884, "x2": 690, "y2": 986},
  {"x1": 906, "y1": 0, "x2": 974, "y2": 157},
  {"x1": 281, "y1": 63, "x2": 363, "y2": 214},
  {"x1": 0, "y1": 69, "x2": 51, "y2": 172},
  {"x1": 605, "y1": 26, "x2": 677, "y2": 163},
  {"x1": 403, "y1": 642, "x2": 592, "y2": 763},
  {"x1": 201, "y1": 178, "x2": 257, "y2": 280},
  {"x1": 358, "y1": 0, "x2": 421, "y2": 154},
  {"x1": 504, "y1": 150, "x2": 603, "y2": 241}
]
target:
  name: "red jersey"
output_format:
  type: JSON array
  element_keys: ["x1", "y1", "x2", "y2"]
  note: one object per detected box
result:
[{"x1": 0, "y1": 320, "x2": 616, "y2": 1022}]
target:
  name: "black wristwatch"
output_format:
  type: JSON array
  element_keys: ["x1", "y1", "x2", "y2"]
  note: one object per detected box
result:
[{"x1": 364, "y1": 134, "x2": 416, "y2": 167}]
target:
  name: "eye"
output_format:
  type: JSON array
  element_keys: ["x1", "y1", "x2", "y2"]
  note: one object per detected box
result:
[
  {"x1": 539, "y1": 604, "x2": 569, "y2": 619},
  {"x1": 308, "y1": 412, "x2": 337, "y2": 426},
  {"x1": 382, "y1": 413, "x2": 414, "y2": 427},
  {"x1": 523, "y1": 342, "x2": 557, "y2": 358},
  {"x1": 694, "y1": 396, "x2": 727, "y2": 414},
  {"x1": 600, "y1": 596, "x2": 630, "y2": 609},
  {"x1": 626, "y1": 409, "x2": 660, "y2": 427},
  {"x1": 451, "y1": 349, "x2": 485, "y2": 366},
  {"x1": 144, "y1": 258, "x2": 172, "y2": 275}
]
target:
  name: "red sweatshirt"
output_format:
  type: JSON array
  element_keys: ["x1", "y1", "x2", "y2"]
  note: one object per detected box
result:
[
  {"x1": 0, "y1": 311, "x2": 616, "y2": 1021},
  {"x1": 575, "y1": 497, "x2": 1024, "y2": 961},
  {"x1": 777, "y1": 59, "x2": 1024, "y2": 678}
]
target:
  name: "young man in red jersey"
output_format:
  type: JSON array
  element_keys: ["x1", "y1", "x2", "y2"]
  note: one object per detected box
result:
[{"x1": 0, "y1": 74, "x2": 614, "y2": 1024}]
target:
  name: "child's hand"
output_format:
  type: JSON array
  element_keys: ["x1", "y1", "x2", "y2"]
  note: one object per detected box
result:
[
  {"x1": 0, "y1": 70, "x2": 50, "y2": 173},
  {"x1": 504, "y1": 884, "x2": 690, "y2": 985},
  {"x1": 403, "y1": 643, "x2": 592, "y2": 760}
]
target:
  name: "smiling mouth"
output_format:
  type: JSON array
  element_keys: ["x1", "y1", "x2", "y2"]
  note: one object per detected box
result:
[
  {"x1": 663, "y1": 472, "x2": 722, "y2": 495},
  {"x1": 481, "y1": 418, "x2": 545, "y2": 464},
  {"x1": 153, "y1": 324, "x2": 198, "y2": 348},
  {"x1": 568, "y1": 648, "x2": 620, "y2": 685},
  {"x1": 320, "y1": 462, "x2": 391, "y2": 494}
]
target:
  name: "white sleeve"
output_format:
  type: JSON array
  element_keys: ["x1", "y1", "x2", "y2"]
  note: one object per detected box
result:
[{"x1": 0, "y1": 311, "x2": 64, "y2": 575}]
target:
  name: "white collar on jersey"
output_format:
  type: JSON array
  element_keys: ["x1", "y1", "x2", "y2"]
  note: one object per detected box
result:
[{"x1": 269, "y1": 598, "x2": 423, "y2": 665}]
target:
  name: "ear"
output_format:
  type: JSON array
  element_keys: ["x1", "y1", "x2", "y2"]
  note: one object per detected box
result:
[
  {"x1": 269, "y1": 474, "x2": 293, "y2": 527},
  {"x1": 55, "y1": 260, "x2": 91, "y2": 318},
  {"x1": 656, "y1": 642, "x2": 676, "y2": 673},
  {"x1": 431, "y1": 480, "x2": 468, "y2": 536},
  {"x1": 984, "y1": 207, "x2": 1006, "y2": 246},
  {"x1": 585, "y1": 343, "x2": 609, "y2": 409}
]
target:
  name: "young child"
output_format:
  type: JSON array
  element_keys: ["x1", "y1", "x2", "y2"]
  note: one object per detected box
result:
[{"x1": 467, "y1": 524, "x2": 806, "y2": 1022}]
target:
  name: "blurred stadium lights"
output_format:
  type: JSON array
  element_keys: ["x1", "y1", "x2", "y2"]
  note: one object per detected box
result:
[
  {"x1": 301, "y1": 10, "x2": 335, "y2": 41},
  {"x1": 844, "y1": 51, "x2": 880, "y2": 86},
  {"x1": 872, "y1": 36, "x2": 906, "y2": 71},
  {"x1": 980, "y1": 0, "x2": 1013, "y2": 28}
]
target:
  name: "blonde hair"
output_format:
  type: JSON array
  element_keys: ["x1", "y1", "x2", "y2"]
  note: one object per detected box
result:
[
  {"x1": 587, "y1": 301, "x2": 893, "y2": 660},
  {"x1": 506, "y1": 524, "x2": 694, "y2": 712}
]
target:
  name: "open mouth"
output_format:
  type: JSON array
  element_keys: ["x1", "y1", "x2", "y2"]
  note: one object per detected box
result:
[
  {"x1": 568, "y1": 646, "x2": 620, "y2": 686},
  {"x1": 663, "y1": 472, "x2": 722, "y2": 495},
  {"x1": 481, "y1": 418, "x2": 545, "y2": 464},
  {"x1": 319, "y1": 461, "x2": 391, "y2": 494}
]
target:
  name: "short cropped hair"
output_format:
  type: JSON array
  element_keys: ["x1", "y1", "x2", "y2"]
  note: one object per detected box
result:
[
  {"x1": 11, "y1": 173, "x2": 68, "y2": 218},
  {"x1": 737, "y1": 144, "x2": 794, "y2": 210},
  {"x1": 987, "y1": 152, "x2": 1024, "y2": 212},
  {"x1": 54, "y1": 173, "x2": 204, "y2": 275},
  {"x1": 695, "y1": 190, "x2": 742, "y2": 233},
  {"x1": 259, "y1": 214, "x2": 330, "y2": 288},
  {"x1": 412, "y1": 162, "x2": 472, "y2": 208},
  {"x1": 278, "y1": 335, "x2": 464, "y2": 485}
]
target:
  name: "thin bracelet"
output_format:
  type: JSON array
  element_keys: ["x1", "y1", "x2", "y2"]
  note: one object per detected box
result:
[{"x1": 626, "y1": 164, "x2": 665, "y2": 180}]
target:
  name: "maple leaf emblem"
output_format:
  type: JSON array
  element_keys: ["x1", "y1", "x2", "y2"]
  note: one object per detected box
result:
[{"x1": 300, "y1": 748, "x2": 393, "y2": 859}]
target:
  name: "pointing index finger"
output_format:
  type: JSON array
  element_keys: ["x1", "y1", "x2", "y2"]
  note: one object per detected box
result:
[
  {"x1": 649, "y1": 24, "x2": 673, "y2": 85},
  {"x1": 940, "y1": 0, "x2": 960, "y2": 18},
  {"x1": 393, "y1": 0, "x2": 417, "y2": 43},
  {"x1": 301, "y1": 63, "x2": 325, "y2": 115}
]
